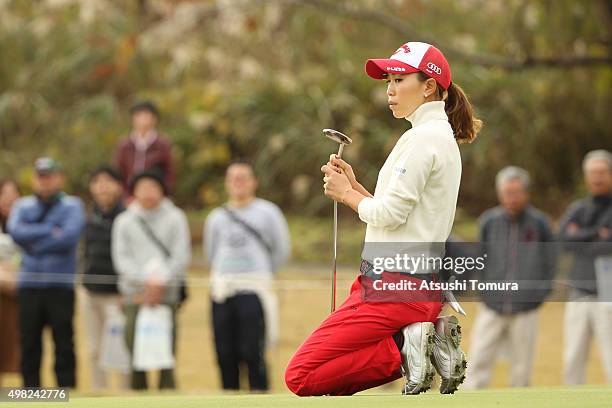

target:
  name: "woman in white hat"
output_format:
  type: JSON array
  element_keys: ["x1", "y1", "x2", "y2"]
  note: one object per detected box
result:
[{"x1": 285, "y1": 42, "x2": 481, "y2": 396}]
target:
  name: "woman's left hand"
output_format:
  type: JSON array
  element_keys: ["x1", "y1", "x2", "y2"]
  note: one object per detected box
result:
[{"x1": 321, "y1": 163, "x2": 353, "y2": 203}]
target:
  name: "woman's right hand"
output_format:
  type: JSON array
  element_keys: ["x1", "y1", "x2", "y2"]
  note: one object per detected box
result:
[
  {"x1": 143, "y1": 278, "x2": 166, "y2": 306},
  {"x1": 328, "y1": 154, "x2": 359, "y2": 190}
]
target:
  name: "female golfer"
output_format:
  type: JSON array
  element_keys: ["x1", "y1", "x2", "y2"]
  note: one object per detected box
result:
[{"x1": 285, "y1": 42, "x2": 481, "y2": 396}]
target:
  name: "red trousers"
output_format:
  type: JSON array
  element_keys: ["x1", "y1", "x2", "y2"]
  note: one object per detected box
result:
[{"x1": 285, "y1": 275, "x2": 442, "y2": 396}]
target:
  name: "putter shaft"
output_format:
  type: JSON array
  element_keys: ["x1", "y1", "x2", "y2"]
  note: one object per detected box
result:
[{"x1": 331, "y1": 143, "x2": 345, "y2": 312}]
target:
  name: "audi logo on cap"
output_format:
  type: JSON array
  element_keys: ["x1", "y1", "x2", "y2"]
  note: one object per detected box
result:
[{"x1": 426, "y1": 62, "x2": 442, "y2": 75}]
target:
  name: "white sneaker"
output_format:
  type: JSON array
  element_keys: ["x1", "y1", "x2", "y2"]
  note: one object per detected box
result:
[
  {"x1": 400, "y1": 322, "x2": 436, "y2": 395},
  {"x1": 431, "y1": 315, "x2": 467, "y2": 394}
]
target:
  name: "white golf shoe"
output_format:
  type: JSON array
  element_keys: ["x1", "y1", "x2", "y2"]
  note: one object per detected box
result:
[
  {"x1": 431, "y1": 315, "x2": 467, "y2": 394},
  {"x1": 400, "y1": 322, "x2": 436, "y2": 395}
]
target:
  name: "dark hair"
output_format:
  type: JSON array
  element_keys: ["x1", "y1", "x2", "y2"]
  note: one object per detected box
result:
[
  {"x1": 0, "y1": 179, "x2": 20, "y2": 231},
  {"x1": 130, "y1": 100, "x2": 160, "y2": 118},
  {"x1": 130, "y1": 168, "x2": 167, "y2": 196},
  {"x1": 418, "y1": 72, "x2": 482, "y2": 144},
  {"x1": 90, "y1": 165, "x2": 122, "y2": 184},
  {"x1": 228, "y1": 158, "x2": 256, "y2": 176}
]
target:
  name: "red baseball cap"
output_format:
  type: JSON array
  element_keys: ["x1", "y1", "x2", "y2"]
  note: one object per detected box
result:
[{"x1": 365, "y1": 42, "x2": 452, "y2": 90}]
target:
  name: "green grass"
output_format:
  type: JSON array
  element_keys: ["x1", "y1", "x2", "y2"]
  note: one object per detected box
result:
[{"x1": 14, "y1": 386, "x2": 612, "y2": 408}]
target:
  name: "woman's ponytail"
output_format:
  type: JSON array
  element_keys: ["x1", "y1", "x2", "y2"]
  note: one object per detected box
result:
[
  {"x1": 444, "y1": 82, "x2": 482, "y2": 144},
  {"x1": 417, "y1": 72, "x2": 482, "y2": 143}
]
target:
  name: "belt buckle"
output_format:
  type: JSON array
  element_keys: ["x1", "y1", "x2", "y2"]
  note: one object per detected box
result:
[
  {"x1": 360, "y1": 259, "x2": 371, "y2": 275},
  {"x1": 360, "y1": 260, "x2": 377, "y2": 278}
]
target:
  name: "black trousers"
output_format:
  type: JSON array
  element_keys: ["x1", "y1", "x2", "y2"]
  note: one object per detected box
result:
[
  {"x1": 17, "y1": 287, "x2": 76, "y2": 388},
  {"x1": 212, "y1": 293, "x2": 268, "y2": 391}
]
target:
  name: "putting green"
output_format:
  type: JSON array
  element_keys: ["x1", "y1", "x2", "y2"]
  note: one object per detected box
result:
[{"x1": 11, "y1": 385, "x2": 612, "y2": 408}]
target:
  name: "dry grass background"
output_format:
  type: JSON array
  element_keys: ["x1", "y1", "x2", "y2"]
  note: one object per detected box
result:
[{"x1": 1, "y1": 265, "x2": 608, "y2": 394}]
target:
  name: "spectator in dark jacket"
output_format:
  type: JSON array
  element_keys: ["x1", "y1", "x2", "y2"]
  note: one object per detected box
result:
[
  {"x1": 7, "y1": 157, "x2": 85, "y2": 388},
  {"x1": 559, "y1": 149, "x2": 612, "y2": 385},
  {"x1": 80, "y1": 166, "x2": 128, "y2": 390},
  {"x1": 465, "y1": 166, "x2": 555, "y2": 389},
  {"x1": 114, "y1": 100, "x2": 175, "y2": 193}
]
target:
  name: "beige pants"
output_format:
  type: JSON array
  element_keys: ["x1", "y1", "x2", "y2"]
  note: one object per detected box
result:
[
  {"x1": 563, "y1": 293, "x2": 612, "y2": 384},
  {"x1": 79, "y1": 288, "x2": 129, "y2": 390},
  {"x1": 464, "y1": 303, "x2": 539, "y2": 389}
]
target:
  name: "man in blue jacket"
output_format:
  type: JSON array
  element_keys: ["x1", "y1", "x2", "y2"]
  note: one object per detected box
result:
[{"x1": 7, "y1": 157, "x2": 85, "y2": 388}]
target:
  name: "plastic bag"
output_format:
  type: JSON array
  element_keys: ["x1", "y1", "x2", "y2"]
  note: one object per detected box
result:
[
  {"x1": 132, "y1": 305, "x2": 174, "y2": 370},
  {"x1": 99, "y1": 304, "x2": 130, "y2": 372}
]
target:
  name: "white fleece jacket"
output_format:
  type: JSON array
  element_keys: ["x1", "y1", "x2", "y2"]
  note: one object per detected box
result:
[
  {"x1": 358, "y1": 101, "x2": 461, "y2": 246},
  {"x1": 112, "y1": 198, "x2": 191, "y2": 305}
]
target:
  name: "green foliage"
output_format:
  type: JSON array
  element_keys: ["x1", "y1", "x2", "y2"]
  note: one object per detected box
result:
[{"x1": 0, "y1": 0, "x2": 610, "y2": 217}]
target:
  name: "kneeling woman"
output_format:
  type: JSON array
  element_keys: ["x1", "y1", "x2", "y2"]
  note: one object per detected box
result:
[{"x1": 285, "y1": 42, "x2": 481, "y2": 396}]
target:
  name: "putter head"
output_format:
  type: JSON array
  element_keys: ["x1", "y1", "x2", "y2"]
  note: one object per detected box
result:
[{"x1": 323, "y1": 129, "x2": 352, "y2": 146}]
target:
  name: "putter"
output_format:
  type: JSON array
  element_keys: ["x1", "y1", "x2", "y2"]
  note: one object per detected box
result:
[{"x1": 323, "y1": 129, "x2": 353, "y2": 312}]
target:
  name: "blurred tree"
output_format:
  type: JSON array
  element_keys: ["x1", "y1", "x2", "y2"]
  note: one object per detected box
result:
[{"x1": 0, "y1": 0, "x2": 609, "y2": 218}]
